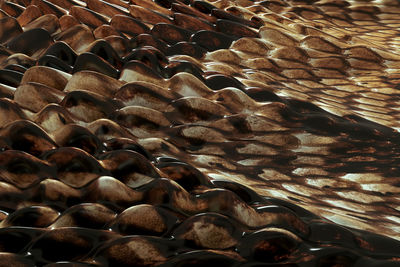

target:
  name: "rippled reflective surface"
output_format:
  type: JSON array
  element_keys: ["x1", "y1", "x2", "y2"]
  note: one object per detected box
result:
[{"x1": 1, "y1": 0, "x2": 400, "y2": 265}]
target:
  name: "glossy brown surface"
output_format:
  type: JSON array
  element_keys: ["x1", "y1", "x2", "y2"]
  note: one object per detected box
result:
[{"x1": 1, "y1": 0, "x2": 400, "y2": 266}]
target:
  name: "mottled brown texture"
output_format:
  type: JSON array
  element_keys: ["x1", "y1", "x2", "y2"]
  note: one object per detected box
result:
[{"x1": 0, "y1": 0, "x2": 400, "y2": 265}]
